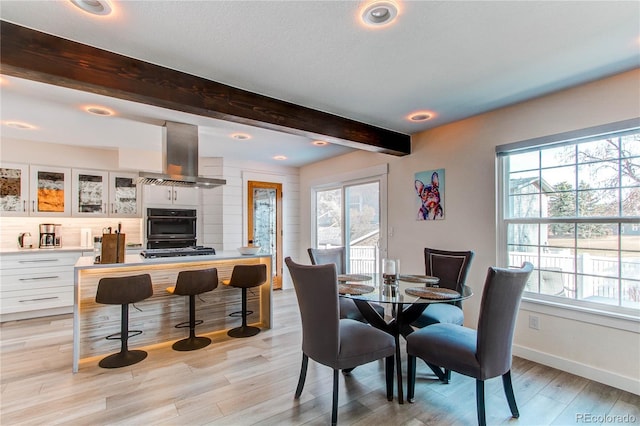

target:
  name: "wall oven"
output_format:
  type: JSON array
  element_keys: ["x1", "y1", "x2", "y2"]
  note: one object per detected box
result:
[{"x1": 146, "y1": 208, "x2": 197, "y2": 249}]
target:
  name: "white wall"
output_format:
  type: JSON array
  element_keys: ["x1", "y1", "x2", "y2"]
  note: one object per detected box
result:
[{"x1": 299, "y1": 69, "x2": 640, "y2": 394}]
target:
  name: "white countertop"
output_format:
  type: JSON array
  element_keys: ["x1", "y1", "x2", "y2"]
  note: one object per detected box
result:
[
  {"x1": 75, "y1": 250, "x2": 271, "y2": 269},
  {"x1": 1, "y1": 245, "x2": 143, "y2": 254}
]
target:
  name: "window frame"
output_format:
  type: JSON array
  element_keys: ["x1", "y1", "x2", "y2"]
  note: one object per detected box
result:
[{"x1": 496, "y1": 118, "x2": 640, "y2": 322}]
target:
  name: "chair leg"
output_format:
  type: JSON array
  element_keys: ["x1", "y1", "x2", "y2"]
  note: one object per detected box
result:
[
  {"x1": 502, "y1": 370, "x2": 520, "y2": 418},
  {"x1": 407, "y1": 355, "x2": 416, "y2": 403},
  {"x1": 99, "y1": 304, "x2": 147, "y2": 368},
  {"x1": 385, "y1": 355, "x2": 394, "y2": 401},
  {"x1": 228, "y1": 287, "x2": 261, "y2": 338},
  {"x1": 172, "y1": 294, "x2": 211, "y2": 351},
  {"x1": 331, "y1": 369, "x2": 339, "y2": 426},
  {"x1": 445, "y1": 368, "x2": 452, "y2": 383},
  {"x1": 476, "y1": 379, "x2": 486, "y2": 426},
  {"x1": 294, "y1": 354, "x2": 308, "y2": 399},
  {"x1": 424, "y1": 360, "x2": 447, "y2": 382}
]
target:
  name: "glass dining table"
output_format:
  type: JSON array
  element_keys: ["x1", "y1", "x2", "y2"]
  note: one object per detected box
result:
[{"x1": 337, "y1": 273, "x2": 473, "y2": 404}]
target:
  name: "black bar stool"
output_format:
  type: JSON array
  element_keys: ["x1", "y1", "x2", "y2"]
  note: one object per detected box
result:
[
  {"x1": 166, "y1": 268, "x2": 219, "y2": 351},
  {"x1": 94, "y1": 274, "x2": 154, "y2": 368},
  {"x1": 224, "y1": 264, "x2": 267, "y2": 338}
]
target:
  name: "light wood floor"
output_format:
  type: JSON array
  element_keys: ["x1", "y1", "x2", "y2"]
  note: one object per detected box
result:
[{"x1": 1, "y1": 289, "x2": 638, "y2": 425}]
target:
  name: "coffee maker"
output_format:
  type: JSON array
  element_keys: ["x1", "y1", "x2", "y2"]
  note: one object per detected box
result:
[{"x1": 39, "y1": 223, "x2": 57, "y2": 248}]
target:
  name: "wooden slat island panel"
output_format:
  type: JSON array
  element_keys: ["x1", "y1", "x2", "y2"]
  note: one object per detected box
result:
[{"x1": 73, "y1": 252, "x2": 272, "y2": 372}]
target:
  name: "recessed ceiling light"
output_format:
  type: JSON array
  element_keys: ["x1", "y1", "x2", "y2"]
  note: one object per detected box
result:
[
  {"x1": 360, "y1": 1, "x2": 399, "y2": 27},
  {"x1": 231, "y1": 133, "x2": 251, "y2": 140},
  {"x1": 273, "y1": 155, "x2": 287, "y2": 161},
  {"x1": 407, "y1": 111, "x2": 434, "y2": 122},
  {"x1": 4, "y1": 121, "x2": 35, "y2": 130},
  {"x1": 312, "y1": 140, "x2": 328, "y2": 146},
  {"x1": 70, "y1": 0, "x2": 112, "y2": 16},
  {"x1": 85, "y1": 106, "x2": 114, "y2": 116}
]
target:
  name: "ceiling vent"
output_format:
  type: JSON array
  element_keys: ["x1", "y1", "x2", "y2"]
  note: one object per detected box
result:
[{"x1": 138, "y1": 121, "x2": 226, "y2": 188}]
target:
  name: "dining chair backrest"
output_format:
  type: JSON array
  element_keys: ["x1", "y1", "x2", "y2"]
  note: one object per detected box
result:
[
  {"x1": 285, "y1": 257, "x2": 340, "y2": 366},
  {"x1": 307, "y1": 247, "x2": 346, "y2": 275},
  {"x1": 424, "y1": 248, "x2": 474, "y2": 292},
  {"x1": 476, "y1": 262, "x2": 533, "y2": 379}
]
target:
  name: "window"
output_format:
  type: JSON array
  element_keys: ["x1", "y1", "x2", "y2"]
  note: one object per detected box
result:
[
  {"x1": 497, "y1": 119, "x2": 640, "y2": 316},
  {"x1": 312, "y1": 165, "x2": 387, "y2": 275}
]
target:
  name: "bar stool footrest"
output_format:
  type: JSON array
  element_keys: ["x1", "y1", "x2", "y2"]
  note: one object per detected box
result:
[
  {"x1": 174, "y1": 320, "x2": 204, "y2": 329},
  {"x1": 105, "y1": 330, "x2": 143, "y2": 340},
  {"x1": 229, "y1": 310, "x2": 253, "y2": 318}
]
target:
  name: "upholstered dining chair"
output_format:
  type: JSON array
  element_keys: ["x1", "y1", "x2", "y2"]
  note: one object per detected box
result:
[
  {"x1": 406, "y1": 262, "x2": 533, "y2": 426},
  {"x1": 285, "y1": 257, "x2": 396, "y2": 426},
  {"x1": 307, "y1": 247, "x2": 385, "y2": 322},
  {"x1": 411, "y1": 248, "x2": 474, "y2": 328}
]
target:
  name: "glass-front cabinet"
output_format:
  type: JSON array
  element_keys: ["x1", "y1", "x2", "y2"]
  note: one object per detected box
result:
[
  {"x1": 72, "y1": 169, "x2": 141, "y2": 217},
  {"x1": 109, "y1": 172, "x2": 140, "y2": 217},
  {"x1": 29, "y1": 165, "x2": 72, "y2": 216},
  {"x1": 0, "y1": 163, "x2": 29, "y2": 216},
  {"x1": 72, "y1": 169, "x2": 109, "y2": 216}
]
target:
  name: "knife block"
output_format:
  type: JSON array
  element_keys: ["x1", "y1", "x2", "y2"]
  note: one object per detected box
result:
[{"x1": 101, "y1": 233, "x2": 125, "y2": 264}]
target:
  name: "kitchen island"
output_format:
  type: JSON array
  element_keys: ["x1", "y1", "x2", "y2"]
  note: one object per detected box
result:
[{"x1": 73, "y1": 251, "x2": 272, "y2": 372}]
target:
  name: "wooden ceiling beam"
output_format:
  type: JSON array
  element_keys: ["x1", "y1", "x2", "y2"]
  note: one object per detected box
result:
[{"x1": 0, "y1": 21, "x2": 410, "y2": 156}]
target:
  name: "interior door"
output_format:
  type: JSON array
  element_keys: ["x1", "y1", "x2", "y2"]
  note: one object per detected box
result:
[{"x1": 248, "y1": 181, "x2": 283, "y2": 289}]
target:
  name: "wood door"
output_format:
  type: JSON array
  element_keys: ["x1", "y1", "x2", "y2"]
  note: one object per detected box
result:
[{"x1": 248, "y1": 181, "x2": 283, "y2": 290}]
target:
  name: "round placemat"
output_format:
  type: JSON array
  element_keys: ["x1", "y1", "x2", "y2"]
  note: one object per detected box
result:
[
  {"x1": 398, "y1": 274, "x2": 440, "y2": 284},
  {"x1": 339, "y1": 283, "x2": 375, "y2": 295},
  {"x1": 405, "y1": 286, "x2": 459, "y2": 300},
  {"x1": 337, "y1": 274, "x2": 372, "y2": 282}
]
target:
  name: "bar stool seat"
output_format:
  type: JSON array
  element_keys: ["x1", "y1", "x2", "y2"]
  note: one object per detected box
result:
[
  {"x1": 95, "y1": 274, "x2": 154, "y2": 368},
  {"x1": 166, "y1": 268, "x2": 219, "y2": 351},
  {"x1": 223, "y1": 264, "x2": 267, "y2": 338}
]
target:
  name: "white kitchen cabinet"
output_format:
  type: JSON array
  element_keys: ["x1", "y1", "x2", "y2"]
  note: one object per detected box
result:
[
  {"x1": 0, "y1": 250, "x2": 80, "y2": 321},
  {"x1": 109, "y1": 172, "x2": 141, "y2": 217},
  {"x1": 29, "y1": 165, "x2": 72, "y2": 216},
  {"x1": 72, "y1": 169, "x2": 141, "y2": 217},
  {"x1": 0, "y1": 162, "x2": 30, "y2": 216},
  {"x1": 143, "y1": 185, "x2": 199, "y2": 206}
]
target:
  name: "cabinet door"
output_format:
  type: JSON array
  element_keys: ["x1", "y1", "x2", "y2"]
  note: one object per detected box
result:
[
  {"x1": 0, "y1": 162, "x2": 29, "y2": 216},
  {"x1": 29, "y1": 165, "x2": 71, "y2": 216},
  {"x1": 143, "y1": 185, "x2": 174, "y2": 205},
  {"x1": 109, "y1": 172, "x2": 141, "y2": 217},
  {"x1": 172, "y1": 186, "x2": 199, "y2": 206},
  {"x1": 72, "y1": 169, "x2": 109, "y2": 216}
]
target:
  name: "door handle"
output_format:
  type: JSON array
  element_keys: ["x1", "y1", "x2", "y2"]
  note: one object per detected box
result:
[{"x1": 173, "y1": 190, "x2": 177, "y2": 201}]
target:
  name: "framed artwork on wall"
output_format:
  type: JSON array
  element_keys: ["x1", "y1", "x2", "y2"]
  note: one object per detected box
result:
[{"x1": 414, "y1": 169, "x2": 444, "y2": 220}]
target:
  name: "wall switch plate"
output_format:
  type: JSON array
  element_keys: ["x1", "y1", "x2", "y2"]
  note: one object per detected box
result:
[{"x1": 529, "y1": 315, "x2": 540, "y2": 330}]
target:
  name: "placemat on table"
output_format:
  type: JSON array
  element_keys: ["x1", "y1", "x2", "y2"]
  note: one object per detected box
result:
[
  {"x1": 398, "y1": 274, "x2": 440, "y2": 284},
  {"x1": 405, "y1": 286, "x2": 459, "y2": 300},
  {"x1": 338, "y1": 283, "x2": 375, "y2": 295},
  {"x1": 337, "y1": 274, "x2": 372, "y2": 282}
]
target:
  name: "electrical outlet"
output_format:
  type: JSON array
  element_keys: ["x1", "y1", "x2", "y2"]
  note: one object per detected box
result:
[{"x1": 529, "y1": 315, "x2": 540, "y2": 330}]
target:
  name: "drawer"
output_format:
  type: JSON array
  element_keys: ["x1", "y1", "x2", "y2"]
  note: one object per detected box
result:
[
  {"x1": 1, "y1": 252, "x2": 80, "y2": 270},
  {"x1": 1, "y1": 289, "x2": 74, "y2": 314},
  {"x1": 1, "y1": 267, "x2": 73, "y2": 291}
]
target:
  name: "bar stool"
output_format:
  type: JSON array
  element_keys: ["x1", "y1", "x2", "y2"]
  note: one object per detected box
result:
[
  {"x1": 166, "y1": 268, "x2": 219, "y2": 351},
  {"x1": 223, "y1": 264, "x2": 267, "y2": 338},
  {"x1": 94, "y1": 274, "x2": 154, "y2": 368}
]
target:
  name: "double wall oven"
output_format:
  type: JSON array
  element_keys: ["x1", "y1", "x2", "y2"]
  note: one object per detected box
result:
[{"x1": 146, "y1": 208, "x2": 197, "y2": 249}]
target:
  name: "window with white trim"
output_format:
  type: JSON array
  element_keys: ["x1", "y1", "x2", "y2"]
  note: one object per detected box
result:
[{"x1": 497, "y1": 119, "x2": 640, "y2": 316}]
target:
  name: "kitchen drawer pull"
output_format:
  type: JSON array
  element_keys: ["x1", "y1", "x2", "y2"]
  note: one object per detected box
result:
[
  {"x1": 19, "y1": 276, "x2": 60, "y2": 281},
  {"x1": 19, "y1": 296, "x2": 59, "y2": 303},
  {"x1": 18, "y1": 259, "x2": 60, "y2": 263}
]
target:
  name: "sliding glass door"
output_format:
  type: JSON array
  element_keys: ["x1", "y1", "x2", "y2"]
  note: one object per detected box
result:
[{"x1": 315, "y1": 179, "x2": 383, "y2": 275}]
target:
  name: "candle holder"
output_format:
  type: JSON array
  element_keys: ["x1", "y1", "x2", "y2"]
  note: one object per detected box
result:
[{"x1": 382, "y1": 258, "x2": 400, "y2": 285}]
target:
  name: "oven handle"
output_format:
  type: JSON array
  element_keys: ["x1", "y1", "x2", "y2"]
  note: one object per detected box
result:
[{"x1": 146, "y1": 215, "x2": 197, "y2": 219}]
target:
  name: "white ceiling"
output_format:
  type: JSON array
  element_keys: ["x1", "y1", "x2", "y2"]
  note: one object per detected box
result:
[{"x1": 1, "y1": 1, "x2": 639, "y2": 167}]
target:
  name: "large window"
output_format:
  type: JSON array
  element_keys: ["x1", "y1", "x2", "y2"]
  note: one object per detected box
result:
[{"x1": 497, "y1": 120, "x2": 639, "y2": 316}]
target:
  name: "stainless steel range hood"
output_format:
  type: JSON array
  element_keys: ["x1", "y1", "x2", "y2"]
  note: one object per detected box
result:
[{"x1": 138, "y1": 121, "x2": 226, "y2": 188}]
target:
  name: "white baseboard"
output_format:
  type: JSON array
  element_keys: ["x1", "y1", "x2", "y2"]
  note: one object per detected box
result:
[{"x1": 513, "y1": 344, "x2": 640, "y2": 396}]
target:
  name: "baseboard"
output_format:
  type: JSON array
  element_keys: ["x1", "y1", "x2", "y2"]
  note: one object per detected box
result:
[{"x1": 513, "y1": 344, "x2": 640, "y2": 396}]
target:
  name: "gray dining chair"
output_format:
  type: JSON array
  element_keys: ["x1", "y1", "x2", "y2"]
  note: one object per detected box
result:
[
  {"x1": 406, "y1": 262, "x2": 533, "y2": 426},
  {"x1": 285, "y1": 257, "x2": 396, "y2": 426},
  {"x1": 411, "y1": 248, "x2": 474, "y2": 329},
  {"x1": 307, "y1": 247, "x2": 385, "y2": 322}
]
